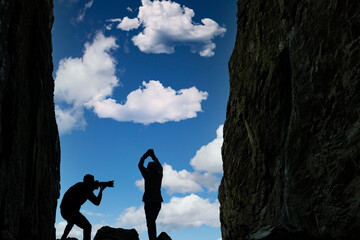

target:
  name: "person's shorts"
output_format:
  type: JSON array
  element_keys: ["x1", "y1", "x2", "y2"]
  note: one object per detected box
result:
[
  {"x1": 60, "y1": 207, "x2": 90, "y2": 228},
  {"x1": 61, "y1": 207, "x2": 78, "y2": 222}
]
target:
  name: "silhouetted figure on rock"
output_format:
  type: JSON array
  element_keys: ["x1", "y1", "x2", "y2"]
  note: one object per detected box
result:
[
  {"x1": 60, "y1": 174, "x2": 113, "y2": 240},
  {"x1": 138, "y1": 149, "x2": 163, "y2": 240}
]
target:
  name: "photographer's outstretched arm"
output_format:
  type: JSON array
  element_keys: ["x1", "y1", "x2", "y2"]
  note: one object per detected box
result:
[{"x1": 88, "y1": 186, "x2": 105, "y2": 206}]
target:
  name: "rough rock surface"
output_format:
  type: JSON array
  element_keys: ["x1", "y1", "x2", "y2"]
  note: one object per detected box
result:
[
  {"x1": 219, "y1": 1, "x2": 360, "y2": 240},
  {"x1": 248, "y1": 225, "x2": 348, "y2": 240},
  {"x1": 0, "y1": 0, "x2": 60, "y2": 240},
  {"x1": 93, "y1": 226, "x2": 139, "y2": 240}
]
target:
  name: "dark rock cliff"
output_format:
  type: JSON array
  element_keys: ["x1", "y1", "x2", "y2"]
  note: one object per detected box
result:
[
  {"x1": 0, "y1": 0, "x2": 60, "y2": 240},
  {"x1": 219, "y1": 1, "x2": 360, "y2": 239}
]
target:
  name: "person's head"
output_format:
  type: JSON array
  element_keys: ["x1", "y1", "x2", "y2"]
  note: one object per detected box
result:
[
  {"x1": 83, "y1": 174, "x2": 97, "y2": 189},
  {"x1": 147, "y1": 162, "x2": 158, "y2": 172}
]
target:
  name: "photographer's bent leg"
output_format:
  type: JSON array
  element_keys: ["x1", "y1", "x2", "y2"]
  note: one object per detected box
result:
[
  {"x1": 144, "y1": 202, "x2": 161, "y2": 240},
  {"x1": 60, "y1": 208, "x2": 75, "y2": 240},
  {"x1": 61, "y1": 222, "x2": 74, "y2": 240},
  {"x1": 73, "y1": 212, "x2": 92, "y2": 240}
]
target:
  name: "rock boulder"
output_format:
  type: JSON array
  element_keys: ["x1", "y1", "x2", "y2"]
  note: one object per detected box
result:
[{"x1": 93, "y1": 226, "x2": 139, "y2": 240}]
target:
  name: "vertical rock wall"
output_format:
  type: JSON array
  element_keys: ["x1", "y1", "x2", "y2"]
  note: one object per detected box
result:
[
  {"x1": 0, "y1": 0, "x2": 60, "y2": 240},
  {"x1": 219, "y1": 0, "x2": 360, "y2": 239}
]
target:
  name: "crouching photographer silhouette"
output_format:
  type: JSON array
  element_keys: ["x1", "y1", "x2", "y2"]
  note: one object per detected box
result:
[{"x1": 60, "y1": 174, "x2": 114, "y2": 240}]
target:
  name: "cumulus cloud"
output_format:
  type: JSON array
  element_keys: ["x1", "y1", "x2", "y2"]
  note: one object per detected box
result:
[
  {"x1": 55, "y1": 33, "x2": 208, "y2": 134},
  {"x1": 190, "y1": 125, "x2": 223, "y2": 173},
  {"x1": 86, "y1": 80, "x2": 208, "y2": 125},
  {"x1": 55, "y1": 33, "x2": 118, "y2": 106},
  {"x1": 55, "y1": 106, "x2": 86, "y2": 134},
  {"x1": 116, "y1": 206, "x2": 147, "y2": 232},
  {"x1": 159, "y1": 194, "x2": 220, "y2": 230},
  {"x1": 136, "y1": 163, "x2": 219, "y2": 195},
  {"x1": 116, "y1": 17, "x2": 141, "y2": 31},
  {"x1": 162, "y1": 164, "x2": 218, "y2": 193},
  {"x1": 107, "y1": 17, "x2": 140, "y2": 31},
  {"x1": 117, "y1": 194, "x2": 219, "y2": 232},
  {"x1": 109, "y1": 0, "x2": 226, "y2": 57},
  {"x1": 54, "y1": 32, "x2": 119, "y2": 134}
]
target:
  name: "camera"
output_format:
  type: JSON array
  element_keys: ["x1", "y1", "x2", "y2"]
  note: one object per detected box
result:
[{"x1": 94, "y1": 180, "x2": 114, "y2": 189}]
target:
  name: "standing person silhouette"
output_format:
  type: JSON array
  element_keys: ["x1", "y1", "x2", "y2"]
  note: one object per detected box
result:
[
  {"x1": 138, "y1": 149, "x2": 163, "y2": 240},
  {"x1": 60, "y1": 174, "x2": 110, "y2": 240}
]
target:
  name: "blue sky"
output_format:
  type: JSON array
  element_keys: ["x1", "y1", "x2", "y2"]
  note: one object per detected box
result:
[{"x1": 52, "y1": 0, "x2": 236, "y2": 239}]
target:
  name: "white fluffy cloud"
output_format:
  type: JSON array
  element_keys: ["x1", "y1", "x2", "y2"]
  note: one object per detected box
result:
[
  {"x1": 162, "y1": 164, "x2": 219, "y2": 193},
  {"x1": 107, "y1": 17, "x2": 140, "y2": 31},
  {"x1": 116, "y1": 206, "x2": 147, "y2": 232},
  {"x1": 55, "y1": 106, "x2": 86, "y2": 134},
  {"x1": 116, "y1": 194, "x2": 219, "y2": 232},
  {"x1": 190, "y1": 125, "x2": 223, "y2": 173},
  {"x1": 109, "y1": 0, "x2": 226, "y2": 57},
  {"x1": 86, "y1": 80, "x2": 208, "y2": 125},
  {"x1": 159, "y1": 194, "x2": 220, "y2": 230},
  {"x1": 55, "y1": 33, "x2": 208, "y2": 134},
  {"x1": 136, "y1": 163, "x2": 219, "y2": 195},
  {"x1": 54, "y1": 32, "x2": 119, "y2": 134},
  {"x1": 55, "y1": 33, "x2": 118, "y2": 105},
  {"x1": 117, "y1": 17, "x2": 140, "y2": 31}
]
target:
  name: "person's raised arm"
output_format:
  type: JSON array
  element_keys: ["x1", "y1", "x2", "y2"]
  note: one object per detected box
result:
[
  {"x1": 148, "y1": 149, "x2": 162, "y2": 171},
  {"x1": 139, "y1": 150, "x2": 151, "y2": 176}
]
